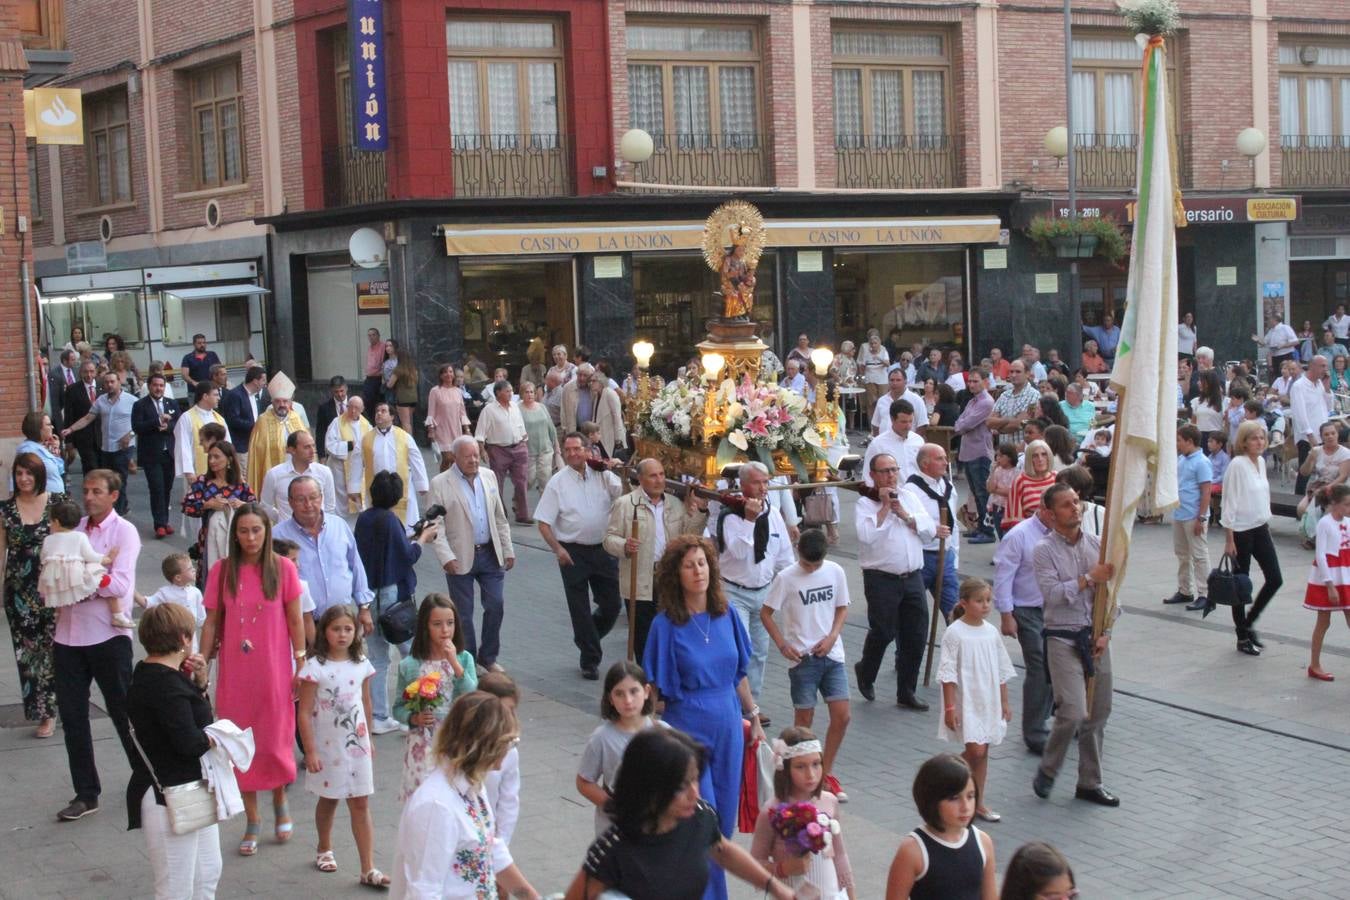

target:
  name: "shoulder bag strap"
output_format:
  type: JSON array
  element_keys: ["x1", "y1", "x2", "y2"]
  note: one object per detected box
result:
[{"x1": 126, "y1": 722, "x2": 165, "y2": 794}]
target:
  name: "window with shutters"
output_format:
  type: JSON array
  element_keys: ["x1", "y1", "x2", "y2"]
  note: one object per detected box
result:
[
  {"x1": 189, "y1": 59, "x2": 246, "y2": 189},
  {"x1": 1279, "y1": 42, "x2": 1350, "y2": 187},
  {"x1": 85, "y1": 89, "x2": 132, "y2": 205}
]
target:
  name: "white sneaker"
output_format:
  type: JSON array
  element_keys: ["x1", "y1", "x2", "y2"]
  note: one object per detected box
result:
[
  {"x1": 110, "y1": 613, "x2": 136, "y2": 629},
  {"x1": 370, "y1": 716, "x2": 401, "y2": 735}
]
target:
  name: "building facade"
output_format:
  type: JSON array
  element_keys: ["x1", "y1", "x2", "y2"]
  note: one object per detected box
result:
[{"x1": 23, "y1": 0, "x2": 1350, "y2": 417}]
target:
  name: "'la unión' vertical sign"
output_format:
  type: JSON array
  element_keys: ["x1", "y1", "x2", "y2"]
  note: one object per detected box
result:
[{"x1": 349, "y1": 0, "x2": 388, "y2": 151}]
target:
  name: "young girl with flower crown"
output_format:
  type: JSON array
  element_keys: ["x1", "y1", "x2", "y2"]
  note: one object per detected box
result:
[
  {"x1": 750, "y1": 726, "x2": 854, "y2": 900},
  {"x1": 297, "y1": 605, "x2": 387, "y2": 887},
  {"x1": 392, "y1": 594, "x2": 477, "y2": 802}
]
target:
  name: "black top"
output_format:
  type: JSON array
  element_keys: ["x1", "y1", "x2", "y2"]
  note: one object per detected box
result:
[
  {"x1": 909, "y1": 826, "x2": 986, "y2": 900},
  {"x1": 935, "y1": 401, "x2": 961, "y2": 427},
  {"x1": 125, "y1": 660, "x2": 213, "y2": 830},
  {"x1": 582, "y1": 800, "x2": 721, "y2": 900}
]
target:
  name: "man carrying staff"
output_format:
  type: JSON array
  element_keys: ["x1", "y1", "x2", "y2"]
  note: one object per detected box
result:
[
  {"x1": 535, "y1": 433, "x2": 625, "y2": 680},
  {"x1": 1031, "y1": 484, "x2": 1119, "y2": 807},
  {"x1": 323, "y1": 395, "x2": 371, "y2": 513},
  {"x1": 351, "y1": 401, "x2": 429, "y2": 531},
  {"x1": 905, "y1": 444, "x2": 961, "y2": 629},
  {"x1": 245, "y1": 372, "x2": 307, "y2": 494},
  {"x1": 602, "y1": 458, "x2": 709, "y2": 666},
  {"x1": 853, "y1": 452, "x2": 933, "y2": 710}
]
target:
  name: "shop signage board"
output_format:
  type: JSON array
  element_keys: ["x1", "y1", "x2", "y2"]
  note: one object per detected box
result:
[
  {"x1": 26, "y1": 88, "x2": 84, "y2": 145},
  {"x1": 356, "y1": 280, "x2": 390, "y2": 313},
  {"x1": 983, "y1": 248, "x2": 1008, "y2": 270},
  {"x1": 1052, "y1": 195, "x2": 1298, "y2": 226},
  {"x1": 348, "y1": 0, "x2": 388, "y2": 151},
  {"x1": 441, "y1": 217, "x2": 1003, "y2": 257}
]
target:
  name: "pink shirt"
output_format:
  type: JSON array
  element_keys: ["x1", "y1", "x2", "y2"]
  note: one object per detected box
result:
[
  {"x1": 55, "y1": 510, "x2": 141, "y2": 647},
  {"x1": 366, "y1": 342, "x2": 385, "y2": 377}
]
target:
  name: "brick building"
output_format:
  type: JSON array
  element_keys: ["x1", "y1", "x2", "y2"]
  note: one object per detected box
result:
[{"x1": 26, "y1": 0, "x2": 1350, "y2": 416}]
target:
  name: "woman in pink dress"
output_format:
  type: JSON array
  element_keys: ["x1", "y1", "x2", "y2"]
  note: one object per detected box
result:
[
  {"x1": 200, "y1": 502, "x2": 305, "y2": 857},
  {"x1": 426, "y1": 363, "x2": 469, "y2": 472}
]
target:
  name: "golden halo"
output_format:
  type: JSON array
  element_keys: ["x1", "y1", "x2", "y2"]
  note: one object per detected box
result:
[{"x1": 702, "y1": 200, "x2": 767, "y2": 274}]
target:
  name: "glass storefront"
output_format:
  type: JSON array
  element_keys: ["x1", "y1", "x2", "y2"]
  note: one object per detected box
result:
[
  {"x1": 632, "y1": 251, "x2": 777, "y2": 376},
  {"x1": 44, "y1": 290, "x2": 145, "y2": 351},
  {"x1": 459, "y1": 259, "x2": 575, "y2": 375},
  {"x1": 833, "y1": 249, "x2": 966, "y2": 352}
]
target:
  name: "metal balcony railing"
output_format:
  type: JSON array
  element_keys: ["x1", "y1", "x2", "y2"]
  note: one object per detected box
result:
[
  {"x1": 630, "y1": 132, "x2": 771, "y2": 189},
  {"x1": 1280, "y1": 135, "x2": 1350, "y2": 188},
  {"x1": 451, "y1": 133, "x2": 573, "y2": 198},
  {"x1": 834, "y1": 134, "x2": 962, "y2": 189},
  {"x1": 1072, "y1": 132, "x2": 1193, "y2": 190},
  {"x1": 322, "y1": 146, "x2": 388, "y2": 208}
]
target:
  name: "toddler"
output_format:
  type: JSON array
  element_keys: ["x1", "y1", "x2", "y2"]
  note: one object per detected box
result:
[
  {"x1": 1090, "y1": 429, "x2": 1112, "y2": 456},
  {"x1": 38, "y1": 500, "x2": 125, "y2": 626},
  {"x1": 135, "y1": 553, "x2": 205, "y2": 646},
  {"x1": 984, "y1": 443, "x2": 1019, "y2": 537}
]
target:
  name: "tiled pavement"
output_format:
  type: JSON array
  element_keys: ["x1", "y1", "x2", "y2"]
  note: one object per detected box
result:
[{"x1": 2, "y1": 451, "x2": 1349, "y2": 898}]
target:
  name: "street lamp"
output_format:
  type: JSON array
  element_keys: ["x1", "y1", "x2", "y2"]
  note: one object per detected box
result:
[
  {"x1": 618, "y1": 128, "x2": 654, "y2": 176},
  {"x1": 809, "y1": 347, "x2": 837, "y2": 437},
  {"x1": 626, "y1": 340, "x2": 656, "y2": 432},
  {"x1": 1045, "y1": 126, "x2": 1069, "y2": 165},
  {"x1": 1237, "y1": 127, "x2": 1266, "y2": 189}
]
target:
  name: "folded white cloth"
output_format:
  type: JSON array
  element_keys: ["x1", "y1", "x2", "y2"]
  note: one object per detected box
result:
[{"x1": 202, "y1": 720, "x2": 254, "y2": 821}]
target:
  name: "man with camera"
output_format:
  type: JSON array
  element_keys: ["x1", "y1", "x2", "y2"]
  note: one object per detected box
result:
[{"x1": 428, "y1": 435, "x2": 516, "y2": 676}]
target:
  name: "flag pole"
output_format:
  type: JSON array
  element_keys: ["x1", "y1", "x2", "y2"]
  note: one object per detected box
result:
[
  {"x1": 922, "y1": 505, "x2": 948, "y2": 687},
  {"x1": 627, "y1": 500, "x2": 640, "y2": 662}
]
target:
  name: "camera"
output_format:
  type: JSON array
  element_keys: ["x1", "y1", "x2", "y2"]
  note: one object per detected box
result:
[{"x1": 412, "y1": 504, "x2": 446, "y2": 539}]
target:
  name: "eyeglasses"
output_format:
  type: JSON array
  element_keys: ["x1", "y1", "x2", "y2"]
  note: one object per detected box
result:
[{"x1": 872, "y1": 466, "x2": 900, "y2": 475}]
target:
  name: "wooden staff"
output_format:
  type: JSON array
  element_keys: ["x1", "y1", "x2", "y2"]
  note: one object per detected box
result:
[
  {"x1": 922, "y1": 503, "x2": 949, "y2": 687},
  {"x1": 1086, "y1": 384, "x2": 1125, "y2": 711},
  {"x1": 626, "y1": 498, "x2": 641, "y2": 662}
]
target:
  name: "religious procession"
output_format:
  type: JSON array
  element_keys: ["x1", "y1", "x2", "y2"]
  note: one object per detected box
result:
[{"x1": 6, "y1": 0, "x2": 1349, "y2": 897}]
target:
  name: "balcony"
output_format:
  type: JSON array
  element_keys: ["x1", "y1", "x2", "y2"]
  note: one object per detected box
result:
[
  {"x1": 629, "y1": 133, "x2": 771, "y2": 189},
  {"x1": 451, "y1": 133, "x2": 573, "y2": 199},
  {"x1": 322, "y1": 146, "x2": 388, "y2": 208},
  {"x1": 1073, "y1": 133, "x2": 1193, "y2": 190},
  {"x1": 1281, "y1": 136, "x2": 1350, "y2": 188},
  {"x1": 835, "y1": 134, "x2": 962, "y2": 190}
]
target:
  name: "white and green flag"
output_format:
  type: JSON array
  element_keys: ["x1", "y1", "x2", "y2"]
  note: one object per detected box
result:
[{"x1": 1101, "y1": 34, "x2": 1181, "y2": 622}]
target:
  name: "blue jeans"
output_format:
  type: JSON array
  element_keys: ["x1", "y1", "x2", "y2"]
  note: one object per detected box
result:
[
  {"x1": 788, "y1": 655, "x2": 849, "y2": 708},
  {"x1": 923, "y1": 548, "x2": 959, "y2": 620},
  {"x1": 447, "y1": 545, "x2": 506, "y2": 667},
  {"x1": 962, "y1": 456, "x2": 993, "y2": 534},
  {"x1": 366, "y1": 585, "x2": 410, "y2": 721},
  {"x1": 725, "y1": 582, "x2": 771, "y2": 702}
]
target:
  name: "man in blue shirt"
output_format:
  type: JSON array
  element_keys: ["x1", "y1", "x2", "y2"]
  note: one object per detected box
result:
[
  {"x1": 993, "y1": 502, "x2": 1057, "y2": 754},
  {"x1": 272, "y1": 475, "x2": 373, "y2": 622},
  {"x1": 1083, "y1": 314, "x2": 1122, "y2": 364},
  {"x1": 1165, "y1": 425, "x2": 1213, "y2": 611},
  {"x1": 62, "y1": 371, "x2": 136, "y2": 514},
  {"x1": 179, "y1": 333, "x2": 222, "y2": 389}
]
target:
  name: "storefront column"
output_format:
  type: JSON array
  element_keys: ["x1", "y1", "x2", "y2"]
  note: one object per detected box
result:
[
  {"x1": 974, "y1": 235, "x2": 1079, "y2": 366},
  {"x1": 781, "y1": 248, "x2": 836, "y2": 349},
  {"x1": 579, "y1": 254, "x2": 636, "y2": 365},
  {"x1": 1193, "y1": 225, "x2": 1258, "y2": 363},
  {"x1": 406, "y1": 229, "x2": 463, "y2": 373}
]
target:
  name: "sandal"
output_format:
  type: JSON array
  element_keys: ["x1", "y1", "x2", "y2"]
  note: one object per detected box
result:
[
  {"x1": 274, "y1": 799, "x2": 293, "y2": 843},
  {"x1": 239, "y1": 821, "x2": 261, "y2": 856},
  {"x1": 316, "y1": 849, "x2": 338, "y2": 873},
  {"x1": 975, "y1": 807, "x2": 1002, "y2": 823},
  {"x1": 360, "y1": 868, "x2": 391, "y2": 889},
  {"x1": 34, "y1": 718, "x2": 55, "y2": 739}
]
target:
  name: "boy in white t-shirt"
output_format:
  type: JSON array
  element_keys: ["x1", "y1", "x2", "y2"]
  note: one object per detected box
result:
[
  {"x1": 760, "y1": 528, "x2": 852, "y2": 800},
  {"x1": 134, "y1": 553, "x2": 205, "y2": 647},
  {"x1": 270, "y1": 539, "x2": 318, "y2": 648}
]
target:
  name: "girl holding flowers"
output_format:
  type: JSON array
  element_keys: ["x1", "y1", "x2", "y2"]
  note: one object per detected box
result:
[
  {"x1": 297, "y1": 605, "x2": 387, "y2": 887},
  {"x1": 750, "y1": 726, "x2": 854, "y2": 900},
  {"x1": 393, "y1": 594, "x2": 477, "y2": 801}
]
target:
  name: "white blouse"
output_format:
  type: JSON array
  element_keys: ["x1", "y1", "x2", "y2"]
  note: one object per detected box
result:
[
  {"x1": 1190, "y1": 397, "x2": 1225, "y2": 433},
  {"x1": 390, "y1": 768, "x2": 509, "y2": 900},
  {"x1": 1220, "y1": 455, "x2": 1271, "y2": 533}
]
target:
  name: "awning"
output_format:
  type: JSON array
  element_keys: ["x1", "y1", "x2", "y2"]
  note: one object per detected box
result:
[{"x1": 163, "y1": 284, "x2": 270, "y2": 301}]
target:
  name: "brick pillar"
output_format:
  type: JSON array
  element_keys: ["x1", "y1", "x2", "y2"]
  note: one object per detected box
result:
[
  {"x1": 385, "y1": 0, "x2": 452, "y2": 199},
  {"x1": 0, "y1": 0, "x2": 36, "y2": 443}
]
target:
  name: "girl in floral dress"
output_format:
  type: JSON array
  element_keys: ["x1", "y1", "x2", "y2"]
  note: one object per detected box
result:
[
  {"x1": 298, "y1": 605, "x2": 388, "y2": 887},
  {"x1": 181, "y1": 442, "x2": 255, "y2": 590},
  {"x1": 393, "y1": 594, "x2": 477, "y2": 802}
]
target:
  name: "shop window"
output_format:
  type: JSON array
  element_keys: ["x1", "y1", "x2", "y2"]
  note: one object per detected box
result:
[
  {"x1": 48, "y1": 291, "x2": 145, "y2": 351},
  {"x1": 458, "y1": 260, "x2": 575, "y2": 372},
  {"x1": 1278, "y1": 42, "x2": 1350, "y2": 187},
  {"x1": 188, "y1": 58, "x2": 246, "y2": 189},
  {"x1": 833, "y1": 250, "x2": 964, "y2": 351},
  {"x1": 85, "y1": 88, "x2": 132, "y2": 206},
  {"x1": 632, "y1": 252, "x2": 777, "y2": 376},
  {"x1": 27, "y1": 138, "x2": 41, "y2": 221}
]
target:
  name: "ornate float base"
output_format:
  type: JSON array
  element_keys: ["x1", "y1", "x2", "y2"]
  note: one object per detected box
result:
[
  {"x1": 635, "y1": 437, "x2": 806, "y2": 487},
  {"x1": 699, "y1": 317, "x2": 767, "y2": 388}
]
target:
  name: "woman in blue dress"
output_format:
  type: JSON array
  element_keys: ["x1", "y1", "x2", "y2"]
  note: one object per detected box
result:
[{"x1": 644, "y1": 535, "x2": 767, "y2": 900}]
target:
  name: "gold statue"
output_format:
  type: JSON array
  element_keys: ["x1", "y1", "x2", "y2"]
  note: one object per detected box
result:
[{"x1": 703, "y1": 201, "x2": 767, "y2": 321}]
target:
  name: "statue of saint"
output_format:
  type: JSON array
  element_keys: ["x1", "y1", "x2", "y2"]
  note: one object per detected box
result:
[{"x1": 719, "y1": 226, "x2": 757, "y2": 319}]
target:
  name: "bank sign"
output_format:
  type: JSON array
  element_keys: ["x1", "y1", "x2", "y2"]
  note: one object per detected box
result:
[
  {"x1": 348, "y1": 0, "x2": 388, "y2": 151},
  {"x1": 441, "y1": 217, "x2": 1003, "y2": 257},
  {"x1": 1053, "y1": 196, "x2": 1298, "y2": 225}
]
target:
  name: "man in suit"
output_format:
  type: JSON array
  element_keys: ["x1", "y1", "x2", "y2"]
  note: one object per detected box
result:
[
  {"x1": 221, "y1": 365, "x2": 267, "y2": 459},
  {"x1": 62, "y1": 360, "x2": 101, "y2": 475},
  {"x1": 428, "y1": 434, "x2": 515, "y2": 674},
  {"x1": 50, "y1": 348, "x2": 79, "y2": 433},
  {"x1": 131, "y1": 373, "x2": 182, "y2": 537},
  {"x1": 560, "y1": 363, "x2": 627, "y2": 459},
  {"x1": 314, "y1": 375, "x2": 349, "y2": 461}
]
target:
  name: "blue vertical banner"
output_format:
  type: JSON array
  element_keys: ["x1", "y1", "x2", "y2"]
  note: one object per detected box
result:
[{"x1": 348, "y1": 0, "x2": 388, "y2": 151}]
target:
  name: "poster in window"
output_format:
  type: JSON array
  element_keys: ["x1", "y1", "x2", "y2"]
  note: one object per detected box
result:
[
  {"x1": 884, "y1": 277, "x2": 963, "y2": 330},
  {"x1": 356, "y1": 280, "x2": 390, "y2": 314}
]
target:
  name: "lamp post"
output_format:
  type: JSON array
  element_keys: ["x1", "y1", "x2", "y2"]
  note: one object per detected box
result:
[
  {"x1": 700, "y1": 351, "x2": 726, "y2": 447},
  {"x1": 618, "y1": 128, "x2": 654, "y2": 180},
  {"x1": 1236, "y1": 127, "x2": 1267, "y2": 190},
  {"x1": 627, "y1": 339, "x2": 656, "y2": 432},
  {"x1": 809, "y1": 346, "x2": 837, "y2": 438}
]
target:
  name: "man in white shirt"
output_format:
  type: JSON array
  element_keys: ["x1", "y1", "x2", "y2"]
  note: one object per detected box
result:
[
  {"x1": 904, "y1": 444, "x2": 961, "y2": 626},
  {"x1": 260, "y1": 430, "x2": 337, "y2": 521},
  {"x1": 780, "y1": 359, "x2": 807, "y2": 395},
  {"x1": 1291, "y1": 354, "x2": 1332, "y2": 494},
  {"x1": 870, "y1": 367, "x2": 926, "y2": 437},
  {"x1": 706, "y1": 460, "x2": 795, "y2": 711},
  {"x1": 476, "y1": 380, "x2": 532, "y2": 523},
  {"x1": 535, "y1": 432, "x2": 624, "y2": 680},
  {"x1": 173, "y1": 382, "x2": 226, "y2": 492},
  {"x1": 350, "y1": 402, "x2": 430, "y2": 529},
  {"x1": 863, "y1": 398, "x2": 924, "y2": 485},
  {"x1": 324, "y1": 395, "x2": 371, "y2": 513},
  {"x1": 1021, "y1": 345, "x2": 1048, "y2": 383},
  {"x1": 853, "y1": 451, "x2": 935, "y2": 709},
  {"x1": 1325, "y1": 304, "x2": 1350, "y2": 342},
  {"x1": 1255, "y1": 313, "x2": 1299, "y2": 369}
]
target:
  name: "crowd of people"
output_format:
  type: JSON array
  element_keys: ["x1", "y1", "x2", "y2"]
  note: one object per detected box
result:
[{"x1": 4, "y1": 312, "x2": 1335, "y2": 899}]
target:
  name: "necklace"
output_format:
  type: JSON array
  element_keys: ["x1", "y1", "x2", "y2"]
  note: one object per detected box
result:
[
  {"x1": 236, "y1": 564, "x2": 266, "y2": 653},
  {"x1": 689, "y1": 611, "x2": 711, "y2": 644}
]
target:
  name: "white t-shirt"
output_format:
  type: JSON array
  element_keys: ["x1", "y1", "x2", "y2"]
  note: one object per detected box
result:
[
  {"x1": 1190, "y1": 397, "x2": 1225, "y2": 433},
  {"x1": 762, "y1": 560, "x2": 850, "y2": 664}
]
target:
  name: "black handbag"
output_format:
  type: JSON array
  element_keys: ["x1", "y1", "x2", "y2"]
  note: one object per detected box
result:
[
  {"x1": 1205, "y1": 554, "x2": 1253, "y2": 616},
  {"x1": 377, "y1": 594, "x2": 418, "y2": 645}
]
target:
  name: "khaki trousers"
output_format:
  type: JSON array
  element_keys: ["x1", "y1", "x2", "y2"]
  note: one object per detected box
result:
[
  {"x1": 1172, "y1": 518, "x2": 1211, "y2": 597},
  {"x1": 1040, "y1": 640, "x2": 1112, "y2": 790}
]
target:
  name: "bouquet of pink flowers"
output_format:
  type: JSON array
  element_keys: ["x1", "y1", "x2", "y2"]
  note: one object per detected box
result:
[{"x1": 768, "y1": 801, "x2": 839, "y2": 857}]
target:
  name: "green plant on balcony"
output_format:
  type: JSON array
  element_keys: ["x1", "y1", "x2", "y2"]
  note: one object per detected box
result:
[{"x1": 1026, "y1": 215, "x2": 1129, "y2": 264}]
